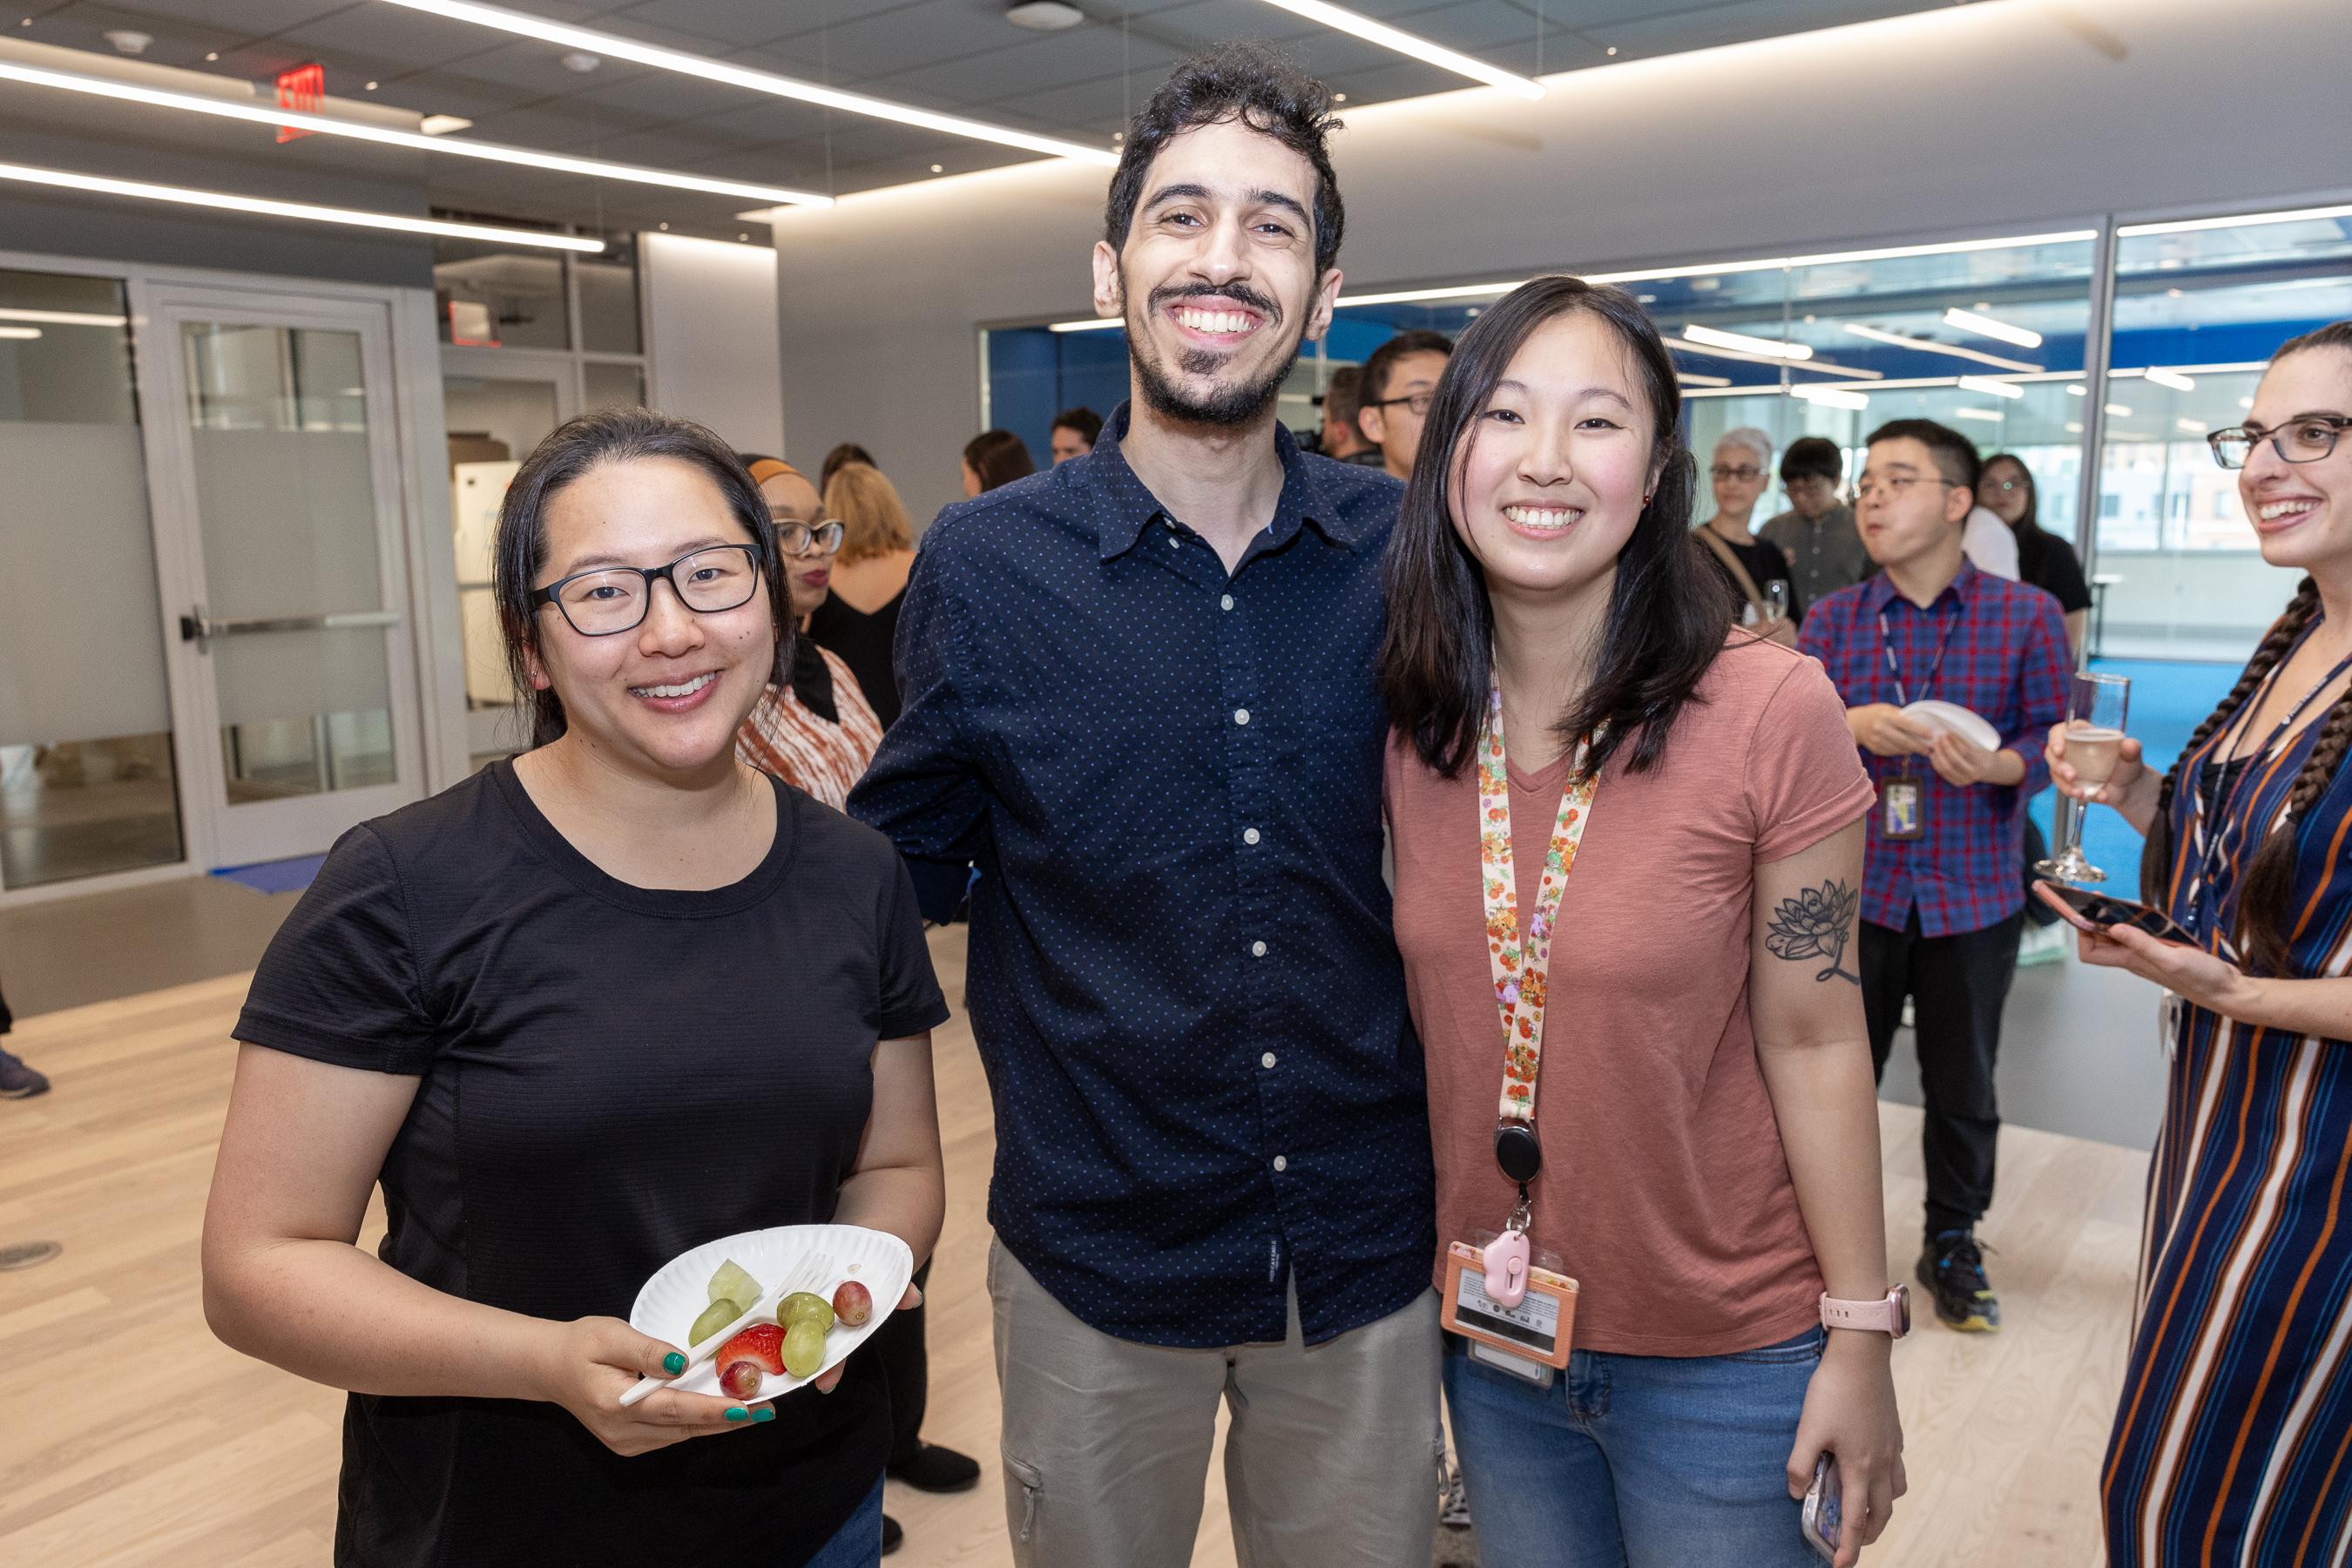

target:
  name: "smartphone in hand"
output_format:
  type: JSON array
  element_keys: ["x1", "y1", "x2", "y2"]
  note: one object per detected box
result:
[
  {"x1": 1801, "y1": 1452, "x2": 1841, "y2": 1563},
  {"x1": 2034, "y1": 880, "x2": 2198, "y2": 946}
]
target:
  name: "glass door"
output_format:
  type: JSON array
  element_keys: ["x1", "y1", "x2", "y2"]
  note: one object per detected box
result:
[{"x1": 139, "y1": 287, "x2": 426, "y2": 869}]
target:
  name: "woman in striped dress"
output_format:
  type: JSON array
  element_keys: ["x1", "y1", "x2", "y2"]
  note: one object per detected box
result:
[{"x1": 2046, "y1": 320, "x2": 2352, "y2": 1564}]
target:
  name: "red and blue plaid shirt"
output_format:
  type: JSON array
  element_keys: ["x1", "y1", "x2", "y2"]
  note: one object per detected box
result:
[{"x1": 1799, "y1": 560, "x2": 2072, "y2": 936}]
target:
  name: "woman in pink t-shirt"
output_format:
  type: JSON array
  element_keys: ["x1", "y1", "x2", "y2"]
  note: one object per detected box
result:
[{"x1": 1378, "y1": 277, "x2": 1902, "y2": 1568}]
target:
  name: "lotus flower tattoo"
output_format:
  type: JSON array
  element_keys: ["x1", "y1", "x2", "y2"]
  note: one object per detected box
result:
[{"x1": 1765, "y1": 879, "x2": 1861, "y2": 984}]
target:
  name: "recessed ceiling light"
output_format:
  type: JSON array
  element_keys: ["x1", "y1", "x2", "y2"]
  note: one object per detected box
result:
[
  {"x1": 1247, "y1": 0, "x2": 1544, "y2": 98},
  {"x1": 1605, "y1": 46, "x2": 1618, "y2": 55},
  {"x1": 658, "y1": 221, "x2": 668, "y2": 230},
  {"x1": 102, "y1": 30, "x2": 151, "y2": 55},
  {"x1": 0, "y1": 59, "x2": 828, "y2": 205},
  {"x1": 560, "y1": 51, "x2": 600, "y2": 72},
  {"x1": 375, "y1": 0, "x2": 1120, "y2": 166},
  {"x1": 0, "y1": 158, "x2": 605, "y2": 250},
  {"x1": 365, "y1": 81, "x2": 378, "y2": 90},
  {"x1": 1332, "y1": 93, "x2": 1346, "y2": 101},
  {"x1": 1005, "y1": 1, "x2": 1085, "y2": 29},
  {"x1": 206, "y1": 51, "x2": 219, "y2": 60},
  {"x1": 930, "y1": 164, "x2": 943, "y2": 173},
  {"x1": 737, "y1": 233, "x2": 747, "y2": 240}
]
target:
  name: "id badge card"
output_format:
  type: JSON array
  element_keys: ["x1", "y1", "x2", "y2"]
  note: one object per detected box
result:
[
  {"x1": 1880, "y1": 774, "x2": 1923, "y2": 841},
  {"x1": 1442, "y1": 1238, "x2": 1577, "y2": 1378}
]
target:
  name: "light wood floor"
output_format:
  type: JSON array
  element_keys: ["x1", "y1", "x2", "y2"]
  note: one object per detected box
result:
[{"x1": 0, "y1": 928, "x2": 2146, "y2": 1566}]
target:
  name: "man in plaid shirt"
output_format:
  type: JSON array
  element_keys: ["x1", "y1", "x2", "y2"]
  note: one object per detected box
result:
[{"x1": 1798, "y1": 418, "x2": 2070, "y2": 1335}]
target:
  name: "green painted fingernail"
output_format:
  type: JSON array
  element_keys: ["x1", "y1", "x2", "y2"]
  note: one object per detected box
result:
[
  {"x1": 663, "y1": 1353, "x2": 686, "y2": 1374},
  {"x1": 753, "y1": 1408, "x2": 774, "y2": 1423},
  {"x1": 725, "y1": 1407, "x2": 749, "y2": 1423}
]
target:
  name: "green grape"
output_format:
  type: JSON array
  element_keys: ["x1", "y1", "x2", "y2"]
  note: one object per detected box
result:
[
  {"x1": 781, "y1": 1292, "x2": 835, "y2": 1334},
  {"x1": 690, "y1": 1298, "x2": 743, "y2": 1348},
  {"x1": 783, "y1": 1319, "x2": 827, "y2": 1380}
]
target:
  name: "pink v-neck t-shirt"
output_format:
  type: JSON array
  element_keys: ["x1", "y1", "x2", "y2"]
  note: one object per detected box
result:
[{"x1": 1385, "y1": 636, "x2": 1875, "y2": 1356}]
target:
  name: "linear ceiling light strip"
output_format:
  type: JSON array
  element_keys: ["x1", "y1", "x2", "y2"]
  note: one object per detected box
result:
[
  {"x1": 0, "y1": 305, "x2": 127, "y2": 325},
  {"x1": 1249, "y1": 0, "x2": 1543, "y2": 98},
  {"x1": 373, "y1": 0, "x2": 1120, "y2": 167},
  {"x1": 0, "y1": 159, "x2": 605, "y2": 249},
  {"x1": 2119, "y1": 203, "x2": 2352, "y2": 238},
  {"x1": 1840, "y1": 322, "x2": 2040, "y2": 374},
  {"x1": 0, "y1": 57, "x2": 828, "y2": 206}
]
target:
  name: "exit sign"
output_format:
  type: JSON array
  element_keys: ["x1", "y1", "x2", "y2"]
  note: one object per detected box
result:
[{"x1": 275, "y1": 63, "x2": 324, "y2": 142}]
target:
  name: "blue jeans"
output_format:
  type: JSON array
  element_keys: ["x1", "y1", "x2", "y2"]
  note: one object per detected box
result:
[
  {"x1": 801, "y1": 1475, "x2": 885, "y2": 1568},
  {"x1": 1443, "y1": 1327, "x2": 1824, "y2": 1568}
]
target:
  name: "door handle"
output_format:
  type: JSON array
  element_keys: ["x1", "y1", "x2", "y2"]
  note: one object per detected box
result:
[{"x1": 181, "y1": 605, "x2": 400, "y2": 652}]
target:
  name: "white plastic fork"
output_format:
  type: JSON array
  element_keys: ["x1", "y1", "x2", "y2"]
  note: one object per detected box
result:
[{"x1": 618, "y1": 1250, "x2": 834, "y2": 1407}]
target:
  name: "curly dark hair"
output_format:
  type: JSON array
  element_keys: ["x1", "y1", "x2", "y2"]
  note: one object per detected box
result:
[{"x1": 1104, "y1": 42, "x2": 1345, "y2": 278}]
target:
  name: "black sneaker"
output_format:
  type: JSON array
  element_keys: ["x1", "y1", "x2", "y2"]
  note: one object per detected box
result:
[
  {"x1": 882, "y1": 1513, "x2": 902, "y2": 1556},
  {"x1": 1916, "y1": 1230, "x2": 2000, "y2": 1332},
  {"x1": 889, "y1": 1442, "x2": 981, "y2": 1493},
  {"x1": 0, "y1": 1050, "x2": 48, "y2": 1100}
]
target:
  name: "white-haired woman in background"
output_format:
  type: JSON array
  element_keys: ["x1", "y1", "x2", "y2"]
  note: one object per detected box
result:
[{"x1": 1695, "y1": 426, "x2": 1801, "y2": 645}]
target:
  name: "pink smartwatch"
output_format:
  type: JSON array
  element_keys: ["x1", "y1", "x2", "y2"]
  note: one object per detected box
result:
[{"x1": 1820, "y1": 1284, "x2": 1910, "y2": 1339}]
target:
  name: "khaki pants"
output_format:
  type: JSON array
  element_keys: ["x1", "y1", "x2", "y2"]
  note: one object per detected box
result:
[{"x1": 988, "y1": 1236, "x2": 1442, "y2": 1568}]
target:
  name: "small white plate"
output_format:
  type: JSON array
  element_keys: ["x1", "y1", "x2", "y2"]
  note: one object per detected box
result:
[
  {"x1": 630, "y1": 1224, "x2": 913, "y2": 1402},
  {"x1": 1903, "y1": 700, "x2": 2000, "y2": 753}
]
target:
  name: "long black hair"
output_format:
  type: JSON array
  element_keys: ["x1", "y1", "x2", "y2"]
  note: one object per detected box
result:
[
  {"x1": 1982, "y1": 452, "x2": 2044, "y2": 535},
  {"x1": 494, "y1": 407, "x2": 787, "y2": 749},
  {"x1": 2146, "y1": 319, "x2": 2352, "y2": 972},
  {"x1": 1378, "y1": 275, "x2": 1734, "y2": 778}
]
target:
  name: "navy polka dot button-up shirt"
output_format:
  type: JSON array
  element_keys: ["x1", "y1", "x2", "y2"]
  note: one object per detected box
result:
[{"x1": 849, "y1": 404, "x2": 1435, "y2": 1348}]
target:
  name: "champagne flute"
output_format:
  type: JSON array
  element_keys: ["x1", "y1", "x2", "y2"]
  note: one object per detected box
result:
[
  {"x1": 1764, "y1": 580, "x2": 1790, "y2": 625},
  {"x1": 2036, "y1": 671, "x2": 2132, "y2": 883}
]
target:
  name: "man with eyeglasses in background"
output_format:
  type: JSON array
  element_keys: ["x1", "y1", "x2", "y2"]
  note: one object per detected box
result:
[
  {"x1": 1761, "y1": 435, "x2": 1869, "y2": 616},
  {"x1": 1798, "y1": 418, "x2": 2070, "y2": 1342},
  {"x1": 1355, "y1": 328, "x2": 1451, "y2": 480}
]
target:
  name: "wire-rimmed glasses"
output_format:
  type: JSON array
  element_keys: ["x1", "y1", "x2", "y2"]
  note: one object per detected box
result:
[
  {"x1": 529, "y1": 544, "x2": 763, "y2": 637},
  {"x1": 769, "y1": 513, "x2": 846, "y2": 556},
  {"x1": 2207, "y1": 416, "x2": 2350, "y2": 470}
]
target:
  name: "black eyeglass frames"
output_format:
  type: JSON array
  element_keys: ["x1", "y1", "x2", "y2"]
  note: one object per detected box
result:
[
  {"x1": 529, "y1": 544, "x2": 763, "y2": 637},
  {"x1": 2208, "y1": 416, "x2": 2351, "y2": 470}
]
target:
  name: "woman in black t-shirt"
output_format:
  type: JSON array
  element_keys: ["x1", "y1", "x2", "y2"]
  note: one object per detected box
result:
[
  {"x1": 1978, "y1": 455, "x2": 2093, "y2": 659},
  {"x1": 202, "y1": 409, "x2": 948, "y2": 1568}
]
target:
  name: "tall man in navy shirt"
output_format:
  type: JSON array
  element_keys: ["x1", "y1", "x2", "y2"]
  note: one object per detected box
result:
[{"x1": 850, "y1": 44, "x2": 1438, "y2": 1568}]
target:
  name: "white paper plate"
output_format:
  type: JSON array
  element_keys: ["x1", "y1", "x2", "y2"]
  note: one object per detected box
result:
[
  {"x1": 630, "y1": 1224, "x2": 913, "y2": 1402},
  {"x1": 1903, "y1": 700, "x2": 2000, "y2": 753}
]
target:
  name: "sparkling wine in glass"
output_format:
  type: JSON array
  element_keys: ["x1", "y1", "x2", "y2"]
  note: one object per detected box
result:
[
  {"x1": 2037, "y1": 671, "x2": 2132, "y2": 884},
  {"x1": 1765, "y1": 580, "x2": 1790, "y2": 625}
]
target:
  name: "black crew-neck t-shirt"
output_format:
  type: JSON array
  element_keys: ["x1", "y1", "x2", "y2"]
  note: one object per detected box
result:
[{"x1": 233, "y1": 761, "x2": 950, "y2": 1568}]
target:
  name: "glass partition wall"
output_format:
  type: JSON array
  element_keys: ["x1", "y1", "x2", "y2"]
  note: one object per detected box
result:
[{"x1": 983, "y1": 204, "x2": 2352, "y2": 666}]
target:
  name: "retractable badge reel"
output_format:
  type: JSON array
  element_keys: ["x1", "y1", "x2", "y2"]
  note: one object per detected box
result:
[{"x1": 1484, "y1": 1122, "x2": 1543, "y2": 1307}]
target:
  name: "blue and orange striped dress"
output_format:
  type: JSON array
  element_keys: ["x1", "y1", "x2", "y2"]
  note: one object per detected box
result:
[{"x1": 2104, "y1": 660, "x2": 2352, "y2": 1565}]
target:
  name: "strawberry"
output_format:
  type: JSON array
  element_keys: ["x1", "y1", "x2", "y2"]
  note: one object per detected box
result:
[{"x1": 718, "y1": 1322, "x2": 785, "y2": 1375}]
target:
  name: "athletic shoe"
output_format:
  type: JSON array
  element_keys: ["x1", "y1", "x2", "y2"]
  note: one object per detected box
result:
[
  {"x1": 0, "y1": 1051, "x2": 48, "y2": 1099},
  {"x1": 1439, "y1": 1459, "x2": 1472, "y2": 1529},
  {"x1": 2016, "y1": 920, "x2": 2071, "y2": 967},
  {"x1": 1916, "y1": 1231, "x2": 2000, "y2": 1332},
  {"x1": 889, "y1": 1442, "x2": 981, "y2": 1493},
  {"x1": 882, "y1": 1513, "x2": 902, "y2": 1556}
]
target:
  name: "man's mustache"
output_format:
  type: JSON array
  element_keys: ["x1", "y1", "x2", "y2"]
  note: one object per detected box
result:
[{"x1": 1143, "y1": 280, "x2": 1284, "y2": 327}]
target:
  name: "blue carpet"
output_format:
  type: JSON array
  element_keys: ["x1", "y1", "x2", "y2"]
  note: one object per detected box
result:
[
  {"x1": 212, "y1": 854, "x2": 327, "y2": 896},
  {"x1": 2028, "y1": 659, "x2": 2244, "y2": 886}
]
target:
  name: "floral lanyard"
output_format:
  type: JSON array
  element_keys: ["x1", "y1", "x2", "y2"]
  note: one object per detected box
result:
[{"x1": 1477, "y1": 677, "x2": 1603, "y2": 1234}]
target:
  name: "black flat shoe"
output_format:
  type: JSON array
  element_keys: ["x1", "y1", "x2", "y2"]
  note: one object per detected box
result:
[
  {"x1": 882, "y1": 1513, "x2": 902, "y2": 1556},
  {"x1": 889, "y1": 1443, "x2": 982, "y2": 1493}
]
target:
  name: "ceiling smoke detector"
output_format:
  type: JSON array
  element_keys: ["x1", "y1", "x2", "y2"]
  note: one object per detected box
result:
[
  {"x1": 1006, "y1": 1, "x2": 1085, "y2": 30},
  {"x1": 103, "y1": 30, "x2": 152, "y2": 55},
  {"x1": 560, "y1": 51, "x2": 602, "y2": 72}
]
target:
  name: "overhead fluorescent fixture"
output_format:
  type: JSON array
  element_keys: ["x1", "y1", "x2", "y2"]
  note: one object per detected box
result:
[
  {"x1": 1957, "y1": 375, "x2": 2024, "y2": 399},
  {"x1": 1950, "y1": 407, "x2": 2004, "y2": 422},
  {"x1": 1005, "y1": 0, "x2": 1086, "y2": 28},
  {"x1": 2144, "y1": 367, "x2": 2197, "y2": 391},
  {"x1": 1248, "y1": 0, "x2": 1544, "y2": 98},
  {"x1": 1049, "y1": 317, "x2": 1125, "y2": 334},
  {"x1": 2067, "y1": 383, "x2": 2087, "y2": 395},
  {"x1": 2175, "y1": 417, "x2": 2207, "y2": 434},
  {"x1": 1676, "y1": 372, "x2": 1732, "y2": 388},
  {"x1": 374, "y1": 0, "x2": 1121, "y2": 166},
  {"x1": 2120, "y1": 202, "x2": 2352, "y2": 238},
  {"x1": 2106, "y1": 403, "x2": 2133, "y2": 417},
  {"x1": 1792, "y1": 385, "x2": 1870, "y2": 410},
  {"x1": 420, "y1": 114, "x2": 474, "y2": 134},
  {"x1": 1942, "y1": 307, "x2": 2042, "y2": 348},
  {"x1": 0, "y1": 306, "x2": 125, "y2": 326},
  {"x1": 0, "y1": 159, "x2": 605, "y2": 250},
  {"x1": 1840, "y1": 323, "x2": 2040, "y2": 374},
  {"x1": 2065, "y1": 422, "x2": 2084, "y2": 433},
  {"x1": 1336, "y1": 281, "x2": 1520, "y2": 308},
  {"x1": 0, "y1": 57, "x2": 829, "y2": 207},
  {"x1": 0, "y1": 325, "x2": 39, "y2": 339},
  {"x1": 1683, "y1": 324, "x2": 1811, "y2": 361}
]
